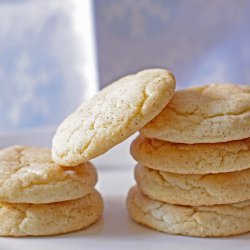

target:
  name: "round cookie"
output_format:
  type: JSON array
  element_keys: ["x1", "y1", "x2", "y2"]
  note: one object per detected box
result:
[
  {"x1": 0, "y1": 190, "x2": 103, "y2": 237},
  {"x1": 52, "y1": 69, "x2": 176, "y2": 166},
  {"x1": 135, "y1": 165, "x2": 250, "y2": 206},
  {"x1": 0, "y1": 146, "x2": 97, "y2": 203},
  {"x1": 141, "y1": 83, "x2": 250, "y2": 143},
  {"x1": 131, "y1": 136, "x2": 250, "y2": 174},
  {"x1": 127, "y1": 186, "x2": 250, "y2": 237}
]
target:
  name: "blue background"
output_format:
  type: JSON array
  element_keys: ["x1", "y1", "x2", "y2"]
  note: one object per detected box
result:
[{"x1": 0, "y1": 0, "x2": 249, "y2": 132}]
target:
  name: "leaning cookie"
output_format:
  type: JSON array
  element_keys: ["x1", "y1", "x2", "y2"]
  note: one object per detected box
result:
[
  {"x1": 0, "y1": 146, "x2": 97, "y2": 203},
  {"x1": 135, "y1": 165, "x2": 250, "y2": 206},
  {"x1": 141, "y1": 83, "x2": 250, "y2": 143},
  {"x1": 52, "y1": 69, "x2": 176, "y2": 166},
  {"x1": 131, "y1": 136, "x2": 250, "y2": 174},
  {"x1": 127, "y1": 186, "x2": 250, "y2": 237},
  {"x1": 0, "y1": 190, "x2": 103, "y2": 237}
]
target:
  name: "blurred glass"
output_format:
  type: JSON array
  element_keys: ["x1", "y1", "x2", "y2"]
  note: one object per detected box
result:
[
  {"x1": 0, "y1": 0, "x2": 98, "y2": 132},
  {"x1": 94, "y1": 0, "x2": 250, "y2": 88}
]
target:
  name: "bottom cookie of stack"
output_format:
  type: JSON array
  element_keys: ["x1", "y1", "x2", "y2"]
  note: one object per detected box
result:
[
  {"x1": 127, "y1": 186, "x2": 250, "y2": 237},
  {"x1": 0, "y1": 190, "x2": 103, "y2": 237}
]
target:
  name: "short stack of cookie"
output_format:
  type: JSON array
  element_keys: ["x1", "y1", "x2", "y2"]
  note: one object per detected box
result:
[
  {"x1": 0, "y1": 145, "x2": 103, "y2": 237},
  {"x1": 127, "y1": 83, "x2": 250, "y2": 237}
]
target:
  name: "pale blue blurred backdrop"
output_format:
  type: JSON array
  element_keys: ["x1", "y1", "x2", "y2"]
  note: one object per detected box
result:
[
  {"x1": 0, "y1": 0, "x2": 249, "y2": 133},
  {"x1": 0, "y1": 0, "x2": 97, "y2": 132},
  {"x1": 94, "y1": 0, "x2": 250, "y2": 87}
]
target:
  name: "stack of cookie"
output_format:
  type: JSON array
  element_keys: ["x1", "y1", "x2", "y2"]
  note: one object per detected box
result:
[
  {"x1": 0, "y1": 146, "x2": 103, "y2": 236},
  {"x1": 127, "y1": 83, "x2": 250, "y2": 237},
  {"x1": 0, "y1": 68, "x2": 175, "y2": 237}
]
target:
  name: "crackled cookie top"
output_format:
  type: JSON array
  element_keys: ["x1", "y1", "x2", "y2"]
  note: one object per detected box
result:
[
  {"x1": 141, "y1": 83, "x2": 250, "y2": 143},
  {"x1": 131, "y1": 136, "x2": 250, "y2": 174},
  {"x1": 127, "y1": 186, "x2": 250, "y2": 237},
  {"x1": 135, "y1": 165, "x2": 250, "y2": 206},
  {"x1": 52, "y1": 69, "x2": 175, "y2": 165},
  {"x1": 0, "y1": 146, "x2": 97, "y2": 203},
  {"x1": 0, "y1": 190, "x2": 103, "y2": 236}
]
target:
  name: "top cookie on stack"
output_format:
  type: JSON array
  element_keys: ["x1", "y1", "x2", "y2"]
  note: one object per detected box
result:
[
  {"x1": 0, "y1": 145, "x2": 98, "y2": 204},
  {"x1": 52, "y1": 69, "x2": 176, "y2": 166},
  {"x1": 141, "y1": 83, "x2": 250, "y2": 143}
]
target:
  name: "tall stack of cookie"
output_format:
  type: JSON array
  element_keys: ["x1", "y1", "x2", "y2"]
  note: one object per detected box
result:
[
  {"x1": 0, "y1": 146, "x2": 103, "y2": 236},
  {"x1": 127, "y1": 83, "x2": 250, "y2": 237}
]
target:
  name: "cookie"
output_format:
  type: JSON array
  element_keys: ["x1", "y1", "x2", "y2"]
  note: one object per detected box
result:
[
  {"x1": 0, "y1": 190, "x2": 103, "y2": 237},
  {"x1": 127, "y1": 186, "x2": 250, "y2": 237},
  {"x1": 131, "y1": 136, "x2": 250, "y2": 174},
  {"x1": 52, "y1": 69, "x2": 176, "y2": 166},
  {"x1": 135, "y1": 165, "x2": 250, "y2": 206},
  {"x1": 141, "y1": 83, "x2": 250, "y2": 143},
  {"x1": 0, "y1": 146, "x2": 97, "y2": 203}
]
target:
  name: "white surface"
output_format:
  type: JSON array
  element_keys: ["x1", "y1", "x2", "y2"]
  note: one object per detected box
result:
[{"x1": 0, "y1": 130, "x2": 249, "y2": 250}]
